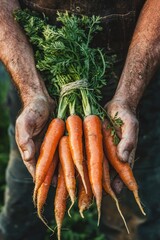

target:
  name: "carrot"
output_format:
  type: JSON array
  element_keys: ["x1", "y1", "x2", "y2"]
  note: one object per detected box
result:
[
  {"x1": 78, "y1": 160, "x2": 93, "y2": 218},
  {"x1": 33, "y1": 118, "x2": 65, "y2": 203},
  {"x1": 59, "y1": 136, "x2": 76, "y2": 216},
  {"x1": 66, "y1": 115, "x2": 87, "y2": 193},
  {"x1": 83, "y1": 115, "x2": 103, "y2": 225},
  {"x1": 36, "y1": 150, "x2": 59, "y2": 231},
  {"x1": 102, "y1": 119, "x2": 146, "y2": 216},
  {"x1": 54, "y1": 163, "x2": 68, "y2": 240},
  {"x1": 103, "y1": 154, "x2": 130, "y2": 234}
]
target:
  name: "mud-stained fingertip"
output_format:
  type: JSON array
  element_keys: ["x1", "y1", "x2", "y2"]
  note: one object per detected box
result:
[{"x1": 118, "y1": 150, "x2": 129, "y2": 162}]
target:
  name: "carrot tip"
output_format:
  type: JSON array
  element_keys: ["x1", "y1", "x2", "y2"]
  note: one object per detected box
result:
[
  {"x1": 33, "y1": 186, "x2": 38, "y2": 206},
  {"x1": 114, "y1": 198, "x2": 130, "y2": 234},
  {"x1": 79, "y1": 210, "x2": 84, "y2": 219},
  {"x1": 57, "y1": 224, "x2": 62, "y2": 240},
  {"x1": 108, "y1": 190, "x2": 130, "y2": 234},
  {"x1": 76, "y1": 167, "x2": 88, "y2": 195},
  {"x1": 133, "y1": 190, "x2": 146, "y2": 216},
  {"x1": 37, "y1": 208, "x2": 54, "y2": 233},
  {"x1": 68, "y1": 200, "x2": 74, "y2": 218},
  {"x1": 82, "y1": 180, "x2": 88, "y2": 195},
  {"x1": 97, "y1": 205, "x2": 101, "y2": 227}
]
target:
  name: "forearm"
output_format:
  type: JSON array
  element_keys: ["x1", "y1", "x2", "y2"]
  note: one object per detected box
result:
[
  {"x1": 0, "y1": 0, "x2": 45, "y2": 105},
  {"x1": 114, "y1": 0, "x2": 160, "y2": 111}
]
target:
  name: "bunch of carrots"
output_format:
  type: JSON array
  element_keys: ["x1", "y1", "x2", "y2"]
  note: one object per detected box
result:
[
  {"x1": 33, "y1": 116, "x2": 146, "y2": 239},
  {"x1": 15, "y1": 10, "x2": 146, "y2": 240}
]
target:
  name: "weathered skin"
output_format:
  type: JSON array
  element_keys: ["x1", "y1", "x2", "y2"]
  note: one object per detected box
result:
[
  {"x1": 0, "y1": 0, "x2": 54, "y2": 177},
  {"x1": 106, "y1": 0, "x2": 160, "y2": 192}
]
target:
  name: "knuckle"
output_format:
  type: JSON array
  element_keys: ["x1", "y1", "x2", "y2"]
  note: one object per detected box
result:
[
  {"x1": 119, "y1": 138, "x2": 135, "y2": 152},
  {"x1": 16, "y1": 114, "x2": 26, "y2": 128},
  {"x1": 126, "y1": 138, "x2": 135, "y2": 150},
  {"x1": 130, "y1": 117, "x2": 139, "y2": 129},
  {"x1": 129, "y1": 143, "x2": 134, "y2": 152},
  {"x1": 17, "y1": 138, "x2": 28, "y2": 149}
]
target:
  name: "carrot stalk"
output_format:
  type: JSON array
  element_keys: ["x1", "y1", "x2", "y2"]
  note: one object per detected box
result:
[
  {"x1": 59, "y1": 136, "x2": 76, "y2": 216},
  {"x1": 78, "y1": 160, "x2": 93, "y2": 218},
  {"x1": 83, "y1": 115, "x2": 103, "y2": 225},
  {"x1": 33, "y1": 118, "x2": 65, "y2": 204},
  {"x1": 66, "y1": 115, "x2": 87, "y2": 194},
  {"x1": 102, "y1": 119, "x2": 146, "y2": 216},
  {"x1": 36, "y1": 150, "x2": 59, "y2": 231},
  {"x1": 54, "y1": 164, "x2": 68, "y2": 240},
  {"x1": 103, "y1": 155, "x2": 130, "y2": 234}
]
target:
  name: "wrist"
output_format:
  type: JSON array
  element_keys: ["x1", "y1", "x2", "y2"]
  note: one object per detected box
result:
[
  {"x1": 20, "y1": 76, "x2": 52, "y2": 107},
  {"x1": 110, "y1": 93, "x2": 137, "y2": 114},
  {"x1": 21, "y1": 88, "x2": 46, "y2": 106}
]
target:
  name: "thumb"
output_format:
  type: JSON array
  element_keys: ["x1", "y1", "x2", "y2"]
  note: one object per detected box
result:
[
  {"x1": 117, "y1": 140, "x2": 132, "y2": 163},
  {"x1": 117, "y1": 125, "x2": 138, "y2": 162},
  {"x1": 20, "y1": 138, "x2": 36, "y2": 162}
]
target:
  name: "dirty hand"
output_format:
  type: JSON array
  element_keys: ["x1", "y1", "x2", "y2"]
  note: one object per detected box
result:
[
  {"x1": 105, "y1": 97, "x2": 139, "y2": 193},
  {"x1": 15, "y1": 95, "x2": 54, "y2": 179}
]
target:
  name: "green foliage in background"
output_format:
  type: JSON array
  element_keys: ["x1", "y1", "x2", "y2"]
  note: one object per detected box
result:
[
  {"x1": 44, "y1": 203, "x2": 106, "y2": 240},
  {"x1": 59, "y1": 204, "x2": 106, "y2": 240}
]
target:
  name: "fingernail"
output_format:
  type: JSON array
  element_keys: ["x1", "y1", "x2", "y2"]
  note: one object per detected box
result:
[
  {"x1": 122, "y1": 150, "x2": 129, "y2": 162},
  {"x1": 23, "y1": 150, "x2": 30, "y2": 161}
]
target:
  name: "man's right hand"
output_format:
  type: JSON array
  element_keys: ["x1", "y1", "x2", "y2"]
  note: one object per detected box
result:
[
  {"x1": 15, "y1": 95, "x2": 55, "y2": 180},
  {"x1": 0, "y1": 1, "x2": 56, "y2": 179}
]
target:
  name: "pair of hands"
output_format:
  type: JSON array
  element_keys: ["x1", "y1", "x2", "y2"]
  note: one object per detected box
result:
[{"x1": 15, "y1": 92, "x2": 139, "y2": 193}]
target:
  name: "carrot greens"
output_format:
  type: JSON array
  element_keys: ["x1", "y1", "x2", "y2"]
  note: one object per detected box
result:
[{"x1": 15, "y1": 10, "x2": 115, "y2": 120}]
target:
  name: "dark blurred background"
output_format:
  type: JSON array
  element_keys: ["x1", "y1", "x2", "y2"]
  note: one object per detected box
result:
[{"x1": 0, "y1": 62, "x2": 9, "y2": 206}]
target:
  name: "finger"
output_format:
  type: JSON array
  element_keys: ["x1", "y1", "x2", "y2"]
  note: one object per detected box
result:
[
  {"x1": 117, "y1": 120, "x2": 139, "y2": 162},
  {"x1": 112, "y1": 176, "x2": 124, "y2": 194},
  {"x1": 23, "y1": 158, "x2": 36, "y2": 180},
  {"x1": 15, "y1": 118, "x2": 36, "y2": 162},
  {"x1": 128, "y1": 148, "x2": 136, "y2": 168}
]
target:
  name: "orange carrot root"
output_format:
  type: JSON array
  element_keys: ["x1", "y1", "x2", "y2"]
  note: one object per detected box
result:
[
  {"x1": 78, "y1": 161, "x2": 93, "y2": 218},
  {"x1": 54, "y1": 164, "x2": 68, "y2": 240},
  {"x1": 33, "y1": 118, "x2": 65, "y2": 204},
  {"x1": 36, "y1": 151, "x2": 59, "y2": 229},
  {"x1": 102, "y1": 119, "x2": 146, "y2": 216},
  {"x1": 59, "y1": 136, "x2": 76, "y2": 216},
  {"x1": 66, "y1": 115, "x2": 87, "y2": 194},
  {"x1": 103, "y1": 155, "x2": 130, "y2": 234},
  {"x1": 84, "y1": 115, "x2": 103, "y2": 225}
]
